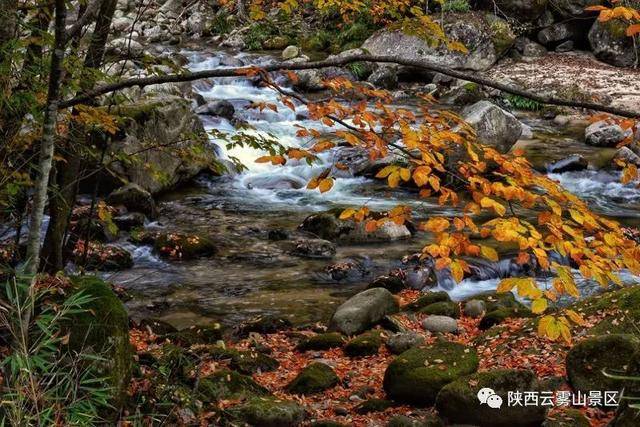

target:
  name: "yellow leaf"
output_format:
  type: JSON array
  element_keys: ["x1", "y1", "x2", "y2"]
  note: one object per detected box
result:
[
  {"x1": 423, "y1": 217, "x2": 450, "y2": 233},
  {"x1": 480, "y1": 245, "x2": 499, "y2": 262},
  {"x1": 388, "y1": 171, "x2": 401, "y2": 188},
  {"x1": 496, "y1": 278, "x2": 517, "y2": 293},
  {"x1": 531, "y1": 298, "x2": 548, "y2": 314},
  {"x1": 376, "y1": 165, "x2": 398, "y2": 178},
  {"x1": 450, "y1": 260, "x2": 464, "y2": 283},
  {"x1": 339, "y1": 209, "x2": 356, "y2": 220},
  {"x1": 318, "y1": 178, "x2": 333, "y2": 193},
  {"x1": 400, "y1": 168, "x2": 411, "y2": 182},
  {"x1": 565, "y1": 309, "x2": 585, "y2": 326}
]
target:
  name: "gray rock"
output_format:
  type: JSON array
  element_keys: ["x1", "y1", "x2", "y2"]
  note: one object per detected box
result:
[
  {"x1": 282, "y1": 45, "x2": 300, "y2": 60},
  {"x1": 613, "y1": 147, "x2": 640, "y2": 168},
  {"x1": 546, "y1": 155, "x2": 588, "y2": 173},
  {"x1": 362, "y1": 12, "x2": 514, "y2": 72},
  {"x1": 537, "y1": 22, "x2": 584, "y2": 46},
  {"x1": 585, "y1": 120, "x2": 630, "y2": 147},
  {"x1": 107, "y1": 184, "x2": 156, "y2": 218},
  {"x1": 477, "y1": 0, "x2": 548, "y2": 21},
  {"x1": 329, "y1": 288, "x2": 399, "y2": 336},
  {"x1": 461, "y1": 101, "x2": 523, "y2": 153},
  {"x1": 386, "y1": 332, "x2": 425, "y2": 354},
  {"x1": 291, "y1": 239, "x2": 336, "y2": 259},
  {"x1": 555, "y1": 40, "x2": 574, "y2": 52},
  {"x1": 106, "y1": 38, "x2": 144, "y2": 58},
  {"x1": 514, "y1": 37, "x2": 547, "y2": 57},
  {"x1": 463, "y1": 300, "x2": 486, "y2": 318},
  {"x1": 589, "y1": 19, "x2": 640, "y2": 68},
  {"x1": 367, "y1": 66, "x2": 398, "y2": 89},
  {"x1": 195, "y1": 100, "x2": 235, "y2": 120},
  {"x1": 422, "y1": 315, "x2": 458, "y2": 333},
  {"x1": 299, "y1": 211, "x2": 411, "y2": 243}
]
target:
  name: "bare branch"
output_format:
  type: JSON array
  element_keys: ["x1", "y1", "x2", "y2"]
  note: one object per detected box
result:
[{"x1": 58, "y1": 55, "x2": 640, "y2": 118}]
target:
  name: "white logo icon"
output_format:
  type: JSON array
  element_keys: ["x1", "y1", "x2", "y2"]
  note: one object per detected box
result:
[{"x1": 477, "y1": 387, "x2": 503, "y2": 409}]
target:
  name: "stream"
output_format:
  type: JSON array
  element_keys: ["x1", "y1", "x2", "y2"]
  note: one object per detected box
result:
[{"x1": 106, "y1": 49, "x2": 640, "y2": 330}]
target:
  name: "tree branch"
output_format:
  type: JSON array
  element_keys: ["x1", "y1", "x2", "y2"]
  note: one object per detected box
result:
[{"x1": 58, "y1": 54, "x2": 640, "y2": 118}]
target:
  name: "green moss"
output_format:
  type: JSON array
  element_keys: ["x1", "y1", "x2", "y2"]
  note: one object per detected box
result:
[
  {"x1": 572, "y1": 286, "x2": 640, "y2": 335},
  {"x1": 383, "y1": 341, "x2": 479, "y2": 406},
  {"x1": 544, "y1": 409, "x2": 590, "y2": 427},
  {"x1": 419, "y1": 301, "x2": 460, "y2": 318},
  {"x1": 286, "y1": 362, "x2": 339, "y2": 394},
  {"x1": 566, "y1": 334, "x2": 639, "y2": 395},
  {"x1": 197, "y1": 369, "x2": 269, "y2": 402},
  {"x1": 68, "y1": 276, "x2": 132, "y2": 410},
  {"x1": 168, "y1": 323, "x2": 223, "y2": 346},
  {"x1": 297, "y1": 332, "x2": 346, "y2": 351},
  {"x1": 487, "y1": 14, "x2": 515, "y2": 55},
  {"x1": 225, "y1": 397, "x2": 306, "y2": 427},
  {"x1": 407, "y1": 291, "x2": 451, "y2": 311},
  {"x1": 604, "y1": 18, "x2": 630, "y2": 40},
  {"x1": 235, "y1": 314, "x2": 292, "y2": 338},
  {"x1": 435, "y1": 369, "x2": 545, "y2": 427},
  {"x1": 311, "y1": 421, "x2": 349, "y2": 427},
  {"x1": 156, "y1": 343, "x2": 197, "y2": 382},
  {"x1": 302, "y1": 31, "x2": 333, "y2": 51},
  {"x1": 355, "y1": 398, "x2": 394, "y2": 414},
  {"x1": 334, "y1": 20, "x2": 376, "y2": 51},
  {"x1": 479, "y1": 306, "x2": 533, "y2": 330},
  {"x1": 344, "y1": 330, "x2": 384, "y2": 357}
]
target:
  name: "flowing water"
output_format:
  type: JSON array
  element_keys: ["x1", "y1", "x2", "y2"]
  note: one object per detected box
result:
[{"x1": 109, "y1": 49, "x2": 640, "y2": 329}]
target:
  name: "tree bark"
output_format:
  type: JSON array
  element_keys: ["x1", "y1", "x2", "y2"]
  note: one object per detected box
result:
[
  {"x1": 40, "y1": 0, "x2": 117, "y2": 273},
  {"x1": 23, "y1": 0, "x2": 67, "y2": 275},
  {"x1": 59, "y1": 54, "x2": 640, "y2": 119}
]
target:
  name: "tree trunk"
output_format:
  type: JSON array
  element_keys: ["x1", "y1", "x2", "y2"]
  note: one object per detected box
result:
[
  {"x1": 40, "y1": 0, "x2": 117, "y2": 273},
  {"x1": 23, "y1": 0, "x2": 66, "y2": 275}
]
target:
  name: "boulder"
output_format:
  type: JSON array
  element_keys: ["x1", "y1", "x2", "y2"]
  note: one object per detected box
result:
[
  {"x1": 419, "y1": 301, "x2": 460, "y2": 318},
  {"x1": 589, "y1": 18, "x2": 640, "y2": 68},
  {"x1": 537, "y1": 21, "x2": 586, "y2": 47},
  {"x1": 461, "y1": 101, "x2": 523, "y2": 153},
  {"x1": 225, "y1": 397, "x2": 306, "y2": 427},
  {"x1": 387, "y1": 414, "x2": 444, "y2": 427},
  {"x1": 262, "y1": 36, "x2": 289, "y2": 50},
  {"x1": 153, "y1": 232, "x2": 217, "y2": 260},
  {"x1": 463, "y1": 299, "x2": 486, "y2": 318},
  {"x1": 367, "y1": 66, "x2": 399, "y2": 89},
  {"x1": 566, "y1": 334, "x2": 639, "y2": 394},
  {"x1": 197, "y1": 369, "x2": 269, "y2": 401},
  {"x1": 290, "y1": 238, "x2": 336, "y2": 259},
  {"x1": 368, "y1": 275, "x2": 405, "y2": 293},
  {"x1": 613, "y1": 146, "x2": 640, "y2": 168},
  {"x1": 553, "y1": 0, "x2": 604, "y2": 18},
  {"x1": 477, "y1": 0, "x2": 548, "y2": 21},
  {"x1": 235, "y1": 314, "x2": 292, "y2": 338},
  {"x1": 107, "y1": 95, "x2": 215, "y2": 195},
  {"x1": 75, "y1": 243, "x2": 133, "y2": 271},
  {"x1": 106, "y1": 38, "x2": 144, "y2": 58},
  {"x1": 585, "y1": 120, "x2": 630, "y2": 147},
  {"x1": 331, "y1": 146, "x2": 403, "y2": 178},
  {"x1": 436, "y1": 369, "x2": 547, "y2": 426},
  {"x1": 344, "y1": 330, "x2": 384, "y2": 357},
  {"x1": 299, "y1": 211, "x2": 411, "y2": 243},
  {"x1": 407, "y1": 291, "x2": 451, "y2": 310},
  {"x1": 355, "y1": 398, "x2": 394, "y2": 414},
  {"x1": 361, "y1": 12, "x2": 515, "y2": 72},
  {"x1": 329, "y1": 288, "x2": 399, "y2": 336},
  {"x1": 546, "y1": 155, "x2": 589, "y2": 173},
  {"x1": 513, "y1": 37, "x2": 547, "y2": 57},
  {"x1": 282, "y1": 45, "x2": 300, "y2": 60},
  {"x1": 207, "y1": 347, "x2": 279, "y2": 374},
  {"x1": 195, "y1": 100, "x2": 235, "y2": 120},
  {"x1": 297, "y1": 332, "x2": 346, "y2": 351},
  {"x1": 113, "y1": 212, "x2": 146, "y2": 230},
  {"x1": 169, "y1": 323, "x2": 224, "y2": 346},
  {"x1": 286, "y1": 362, "x2": 340, "y2": 394},
  {"x1": 386, "y1": 332, "x2": 426, "y2": 354},
  {"x1": 543, "y1": 409, "x2": 590, "y2": 427},
  {"x1": 67, "y1": 277, "x2": 132, "y2": 412},
  {"x1": 383, "y1": 342, "x2": 479, "y2": 405},
  {"x1": 107, "y1": 183, "x2": 157, "y2": 218},
  {"x1": 422, "y1": 315, "x2": 458, "y2": 333}
]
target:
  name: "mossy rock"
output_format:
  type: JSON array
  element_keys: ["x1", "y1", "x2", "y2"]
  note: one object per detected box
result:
[
  {"x1": 368, "y1": 275, "x2": 405, "y2": 293},
  {"x1": 574, "y1": 286, "x2": 640, "y2": 335},
  {"x1": 479, "y1": 306, "x2": 533, "y2": 330},
  {"x1": 235, "y1": 314, "x2": 293, "y2": 338},
  {"x1": 168, "y1": 323, "x2": 224, "y2": 345},
  {"x1": 543, "y1": 409, "x2": 590, "y2": 427},
  {"x1": 156, "y1": 343, "x2": 198, "y2": 382},
  {"x1": 344, "y1": 330, "x2": 384, "y2": 357},
  {"x1": 297, "y1": 332, "x2": 346, "y2": 351},
  {"x1": 406, "y1": 291, "x2": 451, "y2": 311},
  {"x1": 205, "y1": 346, "x2": 278, "y2": 374},
  {"x1": 153, "y1": 232, "x2": 217, "y2": 260},
  {"x1": 286, "y1": 362, "x2": 339, "y2": 395},
  {"x1": 75, "y1": 243, "x2": 133, "y2": 271},
  {"x1": 355, "y1": 398, "x2": 394, "y2": 414},
  {"x1": 418, "y1": 301, "x2": 460, "y2": 318},
  {"x1": 383, "y1": 341, "x2": 479, "y2": 406},
  {"x1": 225, "y1": 397, "x2": 306, "y2": 427},
  {"x1": 311, "y1": 421, "x2": 349, "y2": 427},
  {"x1": 196, "y1": 369, "x2": 269, "y2": 402},
  {"x1": 67, "y1": 276, "x2": 132, "y2": 412},
  {"x1": 566, "y1": 334, "x2": 640, "y2": 395},
  {"x1": 436, "y1": 369, "x2": 546, "y2": 427}
]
